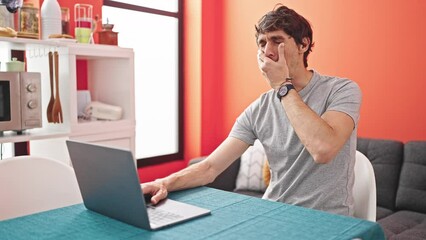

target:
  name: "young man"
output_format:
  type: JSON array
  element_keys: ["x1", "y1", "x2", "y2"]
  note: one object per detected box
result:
[{"x1": 142, "y1": 5, "x2": 361, "y2": 216}]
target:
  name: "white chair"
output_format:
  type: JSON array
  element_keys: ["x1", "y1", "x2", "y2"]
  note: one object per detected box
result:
[
  {"x1": 0, "y1": 156, "x2": 83, "y2": 221},
  {"x1": 353, "y1": 150, "x2": 377, "y2": 222}
]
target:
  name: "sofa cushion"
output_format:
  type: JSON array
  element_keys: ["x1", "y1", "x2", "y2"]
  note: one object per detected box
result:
[
  {"x1": 235, "y1": 140, "x2": 267, "y2": 192},
  {"x1": 378, "y1": 210, "x2": 426, "y2": 240},
  {"x1": 208, "y1": 158, "x2": 241, "y2": 192},
  {"x1": 396, "y1": 141, "x2": 426, "y2": 213},
  {"x1": 357, "y1": 138, "x2": 404, "y2": 211},
  {"x1": 377, "y1": 206, "x2": 394, "y2": 220}
]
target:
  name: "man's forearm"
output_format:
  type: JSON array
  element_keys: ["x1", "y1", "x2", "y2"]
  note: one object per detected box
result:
[
  {"x1": 156, "y1": 137, "x2": 250, "y2": 192},
  {"x1": 281, "y1": 90, "x2": 353, "y2": 164},
  {"x1": 156, "y1": 160, "x2": 215, "y2": 192}
]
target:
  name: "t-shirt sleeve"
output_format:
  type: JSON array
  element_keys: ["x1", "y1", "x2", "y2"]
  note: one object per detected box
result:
[
  {"x1": 228, "y1": 101, "x2": 259, "y2": 145},
  {"x1": 327, "y1": 80, "x2": 362, "y2": 127}
]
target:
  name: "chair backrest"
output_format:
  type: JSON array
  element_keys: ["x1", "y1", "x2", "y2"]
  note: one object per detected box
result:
[
  {"x1": 353, "y1": 150, "x2": 377, "y2": 221},
  {"x1": 0, "y1": 155, "x2": 83, "y2": 220},
  {"x1": 357, "y1": 137, "x2": 403, "y2": 212}
]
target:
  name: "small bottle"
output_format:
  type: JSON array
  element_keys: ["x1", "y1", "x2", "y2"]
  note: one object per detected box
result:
[{"x1": 41, "y1": 0, "x2": 61, "y2": 39}]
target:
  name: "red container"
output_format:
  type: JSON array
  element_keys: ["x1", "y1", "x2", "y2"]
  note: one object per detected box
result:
[{"x1": 97, "y1": 24, "x2": 118, "y2": 46}]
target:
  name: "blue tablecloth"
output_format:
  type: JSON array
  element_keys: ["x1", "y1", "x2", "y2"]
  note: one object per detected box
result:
[{"x1": 0, "y1": 187, "x2": 385, "y2": 240}]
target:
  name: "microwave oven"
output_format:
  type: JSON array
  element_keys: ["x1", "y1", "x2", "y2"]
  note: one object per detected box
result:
[{"x1": 0, "y1": 72, "x2": 42, "y2": 134}]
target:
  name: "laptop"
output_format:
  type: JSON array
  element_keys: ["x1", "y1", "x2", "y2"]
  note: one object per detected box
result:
[{"x1": 66, "y1": 140, "x2": 211, "y2": 230}]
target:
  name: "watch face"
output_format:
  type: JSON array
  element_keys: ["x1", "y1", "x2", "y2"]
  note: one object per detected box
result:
[{"x1": 278, "y1": 85, "x2": 288, "y2": 97}]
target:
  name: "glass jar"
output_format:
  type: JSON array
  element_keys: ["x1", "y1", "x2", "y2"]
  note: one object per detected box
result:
[
  {"x1": 19, "y1": 3, "x2": 39, "y2": 34},
  {"x1": 61, "y1": 7, "x2": 70, "y2": 35},
  {"x1": 74, "y1": 4, "x2": 93, "y2": 43}
]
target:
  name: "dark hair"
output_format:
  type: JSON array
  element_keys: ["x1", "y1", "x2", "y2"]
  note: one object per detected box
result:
[{"x1": 255, "y1": 5, "x2": 314, "y2": 67}]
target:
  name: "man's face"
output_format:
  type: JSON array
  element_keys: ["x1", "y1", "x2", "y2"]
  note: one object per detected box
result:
[{"x1": 257, "y1": 30, "x2": 301, "y2": 66}]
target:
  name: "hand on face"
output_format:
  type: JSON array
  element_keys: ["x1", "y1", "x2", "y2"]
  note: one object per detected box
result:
[{"x1": 257, "y1": 43, "x2": 290, "y2": 90}]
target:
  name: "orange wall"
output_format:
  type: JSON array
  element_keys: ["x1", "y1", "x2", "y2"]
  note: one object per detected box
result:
[
  {"x1": 219, "y1": 0, "x2": 426, "y2": 145},
  {"x1": 141, "y1": 0, "x2": 426, "y2": 182}
]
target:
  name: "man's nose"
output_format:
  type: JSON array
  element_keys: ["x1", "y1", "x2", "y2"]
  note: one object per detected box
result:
[{"x1": 264, "y1": 43, "x2": 276, "y2": 59}]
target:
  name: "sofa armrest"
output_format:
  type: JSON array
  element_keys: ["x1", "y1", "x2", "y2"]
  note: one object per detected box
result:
[
  {"x1": 396, "y1": 141, "x2": 426, "y2": 213},
  {"x1": 188, "y1": 157, "x2": 241, "y2": 192}
]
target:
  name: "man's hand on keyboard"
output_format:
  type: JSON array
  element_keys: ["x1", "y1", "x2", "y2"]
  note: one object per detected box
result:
[{"x1": 141, "y1": 180, "x2": 168, "y2": 205}]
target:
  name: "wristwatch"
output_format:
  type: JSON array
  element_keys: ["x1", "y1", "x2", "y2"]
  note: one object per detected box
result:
[{"x1": 276, "y1": 83, "x2": 295, "y2": 100}]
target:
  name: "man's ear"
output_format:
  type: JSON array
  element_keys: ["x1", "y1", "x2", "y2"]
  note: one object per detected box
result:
[{"x1": 299, "y1": 37, "x2": 310, "y2": 53}]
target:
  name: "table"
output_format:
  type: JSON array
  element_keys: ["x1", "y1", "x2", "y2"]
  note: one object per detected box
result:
[{"x1": 0, "y1": 187, "x2": 385, "y2": 240}]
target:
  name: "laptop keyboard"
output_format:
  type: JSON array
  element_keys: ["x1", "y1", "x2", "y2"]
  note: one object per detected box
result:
[{"x1": 147, "y1": 205, "x2": 183, "y2": 226}]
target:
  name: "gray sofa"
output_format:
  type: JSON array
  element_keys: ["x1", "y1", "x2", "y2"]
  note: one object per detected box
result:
[{"x1": 190, "y1": 138, "x2": 426, "y2": 240}]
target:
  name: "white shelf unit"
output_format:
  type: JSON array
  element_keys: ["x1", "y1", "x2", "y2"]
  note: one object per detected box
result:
[{"x1": 0, "y1": 37, "x2": 135, "y2": 164}]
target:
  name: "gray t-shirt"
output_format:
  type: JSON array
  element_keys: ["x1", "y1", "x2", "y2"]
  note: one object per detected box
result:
[{"x1": 229, "y1": 70, "x2": 362, "y2": 216}]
